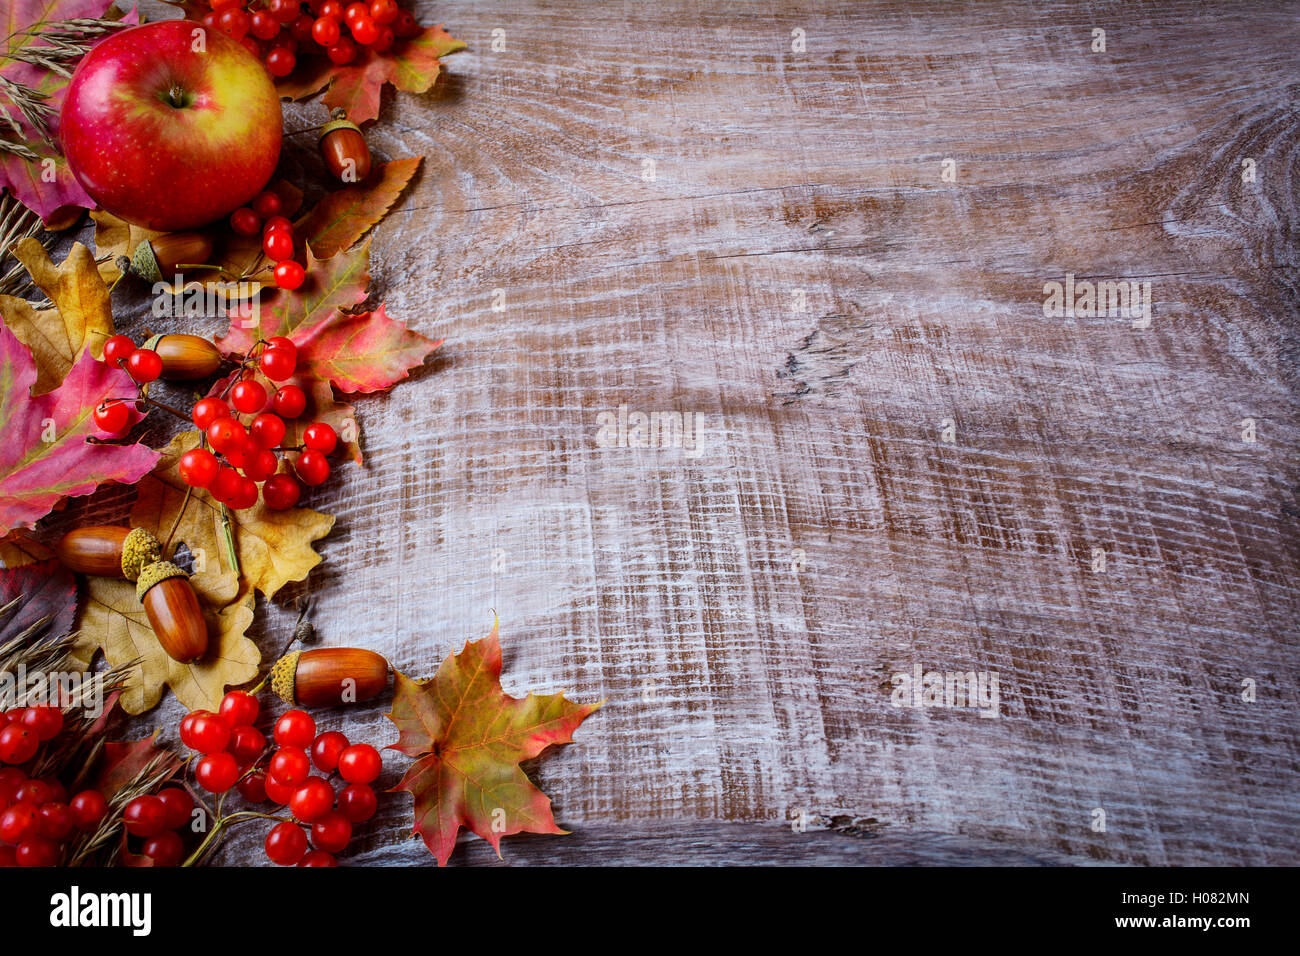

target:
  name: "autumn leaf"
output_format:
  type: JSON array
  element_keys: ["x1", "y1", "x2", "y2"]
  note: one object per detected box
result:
[
  {"x1": 276, "y1": 24, "x2": 465, "y2": 123},
  {"x1": 217, "y1": 240, "x2": 442, "y2": 394},
  {"x1": 0, "y1": 239, "x2": 112, "y2": 393},
  {"x1": 130, "y1": 431, "x2": 334, "y2": 601},
  {"x1": 298, "y1": 158, "x2": 422, "y2": 258},
  {"x1": 0, "y1": 558, "x2": 76, "y2": 646},
  {"x1": 71, "y1": 575, "x2": 259, "y2": 715},
  {"x1": 0, "y1": 321, "x2": 157, "y2": 537},
  {"x1": 388, "y1": 621, "x2": 601, "y2": 865},
  {"x1": 0, "y1": 529, "x2": 54, "y2": 568},
  {"x1": 93, "y1": 733, "x2": 183, "y2": 802}
]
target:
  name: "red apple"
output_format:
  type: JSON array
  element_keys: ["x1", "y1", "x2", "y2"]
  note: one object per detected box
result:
[{"x1": 61, "y1": 20, "x2": 282, "y2": 231}]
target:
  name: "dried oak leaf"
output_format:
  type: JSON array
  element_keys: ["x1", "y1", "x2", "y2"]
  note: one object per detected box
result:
[
  {"x1": 0, "y1": 239, "x2": 112, "y2": 393},
  {"x1": 71, "y1": 573, "x2": 258, "y2": 715},
  {"x1": 0, "y1": 321, "x2": 157, "y2": 537},
  {"x1": 298, "y1": 158, "x2": 422, "y2": 259},
  {"x1": 217, "y1": 239, "x2": 442, "y2": 394},
  {"x1": 130, "y1": 430, "x2": 334, "y2": 601},
  {"x1": 387, "y1": 621, "x2": 602, "y2": 865},
  {"x1": 276, "y1": 24, "x2": 466, "y2": 124}
]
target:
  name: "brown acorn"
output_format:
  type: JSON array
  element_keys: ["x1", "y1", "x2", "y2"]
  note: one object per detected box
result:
[
  {"x1": 318, "y1": 111, "x2": 371, "y2": 183},
  {"x1": 136, "y1": 562, "x2": 208, "y2": 664},
  {"x1": 144, "y1": 333, "x2": 223, "y2": 380},
  {"x1": 118, "y1": 232, "x2": 215, "y2": 283},
  {"x1": 270, "y1": 648, "x2": 390, "y2": 708},
  {"x1": 56, "y1": 526, "x2": 161, "y2": 580}
]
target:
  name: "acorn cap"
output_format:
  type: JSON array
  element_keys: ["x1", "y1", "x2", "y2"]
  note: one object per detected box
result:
[
  {"x1": 127, "y1": 238, "x2": 163, "y2": 284},
  {"x1": 319, "y1": 107, "x2": 361, "y2": 140},
  {"x1": 135, "y1": 560, "x2": 189, "y2": 602},
  {"x1": 270, "y1": 650, "x2": 302, "y2": 705},
  {"x1": 120, "y1": 527, "x2": 162, "y2": 582}
]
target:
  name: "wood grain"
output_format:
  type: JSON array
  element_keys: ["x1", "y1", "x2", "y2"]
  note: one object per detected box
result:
[{"x1": 32, "y1": 0, "x2": 1300, "y2": 864}]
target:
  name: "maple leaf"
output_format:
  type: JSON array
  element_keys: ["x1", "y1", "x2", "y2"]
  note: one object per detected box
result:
[
  {"x1": 276, "y1": 24, "x2": 465, "y2": 123},
  {"x1": 0, "y1": 239, "x2": 112, "y2": 393},
  {"x1": 0, "y1": 321, "x2": 157, "y2": 537},
  {"x1": 0, "y1": 1, "x2": 136, "y2": 221},
  {"x1": 130, "y1": 430, "x2": 334, "y2": 601},
  {"x1": 217, "y1": 239, "x2": 442, "y2": 394},
  {"x1": 298, "y1": 158, "x2": 422, "y2": 259},
  {"x1": 71, "y1": 574, "x2": 258, "y2": 715},
  {"x1": 387, "y1": 621, "x2": 602, "y2": 865}
]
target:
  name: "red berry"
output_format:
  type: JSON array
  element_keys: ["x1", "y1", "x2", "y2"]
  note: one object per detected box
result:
[
  {"x1": 237, "y1": 770, "x2": 268, "y2": 803},
  {"x1": 184, "y1": 712, "x2": 231, "y2": 755},
  {"x1": 312, "y1": 15, "x2": 341, "y2": 46},
  {"x1": 350, "y1": 15, "x2": 378, "y2": 45},
  {"x1": 263, "y1": 227, "x2": 294, "y2": 261},
  {"x1": 338, "y1": 783, "x2": 377, "y2": 822},
  {"x1": 370, "y1": 25, "x2": 394, "y2": 52},
  {"x1": 102, "y1": 334, "x2": 135, "y2": 366},
  {"x1": 337, "y1": 743, "x2": 382, "y2": 784},
  {"x1": 217, "y1": 7, "x2": 251, "y2": 40},
  {"x1": 230, "y1": 206, "x2": 262, "y2": 237},
  {"x1": 210, "y1": 466, "x2": 243, "y2": 505},
  {"x1": 265, "y1": 821, "x2": 308, "y2": 865},
  {"x1": 206, "y1": 417, "x2": 246, "y2": 454},
  {"x1": 20, "y1": 706, "x2": 62, "y2": 742},
  {"x1": 142, "y1": 831, "x2": 185, "y2": 867},
  {"x1": 93, "y1": 400, "x2": 129, "y2": 435},
  {"x1": 195, "y1": 753, "x2": 240, "y2": 794},
  {"x1": 268, "y1": 0, "x2": 300, "y2": 22},
  {"x1": 230, "y1": 378, "x2": 268, "y2": 414},
  {"x1": 298, "y1": 849, "x2": 337, "y2": 866},
  {"x1": 274, "y1": 710, "x2": 316, "y2": 749},
  {"x1": 69, "y1": 790, "x2": 107, "y2": 831},
  {"x1": 252, "y1": 190, "x2": 283, "y2": 219},
  {"x1": 327, "y1": 37, "x2": 356, "y2": 64},
  {"x1": 15, "y1": 836, "x2": 59, "y2": 867},
  {"x1": 264, "y1": 773, "x2": 296, "y2": 805},
  {"x1": 179, "y1": 447, "x2": 219, "y2": 489},
  {"x1": 226, "y1": 474, "x2": 260, "y2": 510},
  {"x1": 126, "y1": 348, "x2": 162, "y2": 383},
  {"x1": 260, "y1": 347, "x2": 298, "y2": 384},
  {"x1": 311, "y1": 731, "x2": 349, "y2": 773},
  {"x1": 290, "y1": 13, "x2": 316, "y2": 44},
  {"x1": 212, "y1": 0, "x2": 244, "y2": 10},
  {"x1": 249, "y1": 10, "x2": 280, "y2": 40},
  {"x1": 13, "y1": 779, "x2": 54, "y2": 805},
  {"x1": 191, "y1": 396, "x2": 230, "y2": 430},
  {"x1": 0, "y1": 803, "x2": 38, "y2": 843},
  {"x1": 250, "y1": 412, "x2": 287, "y2": 449},
  {"x1": 393, "y1": 10, "x2": 419, "y2": 37},
  {"x1": 239, "y1": 35, "x2": 264, "y2": 59},
  {"x1": 289, "y1": 777, "x2": 334, "y2": 823},
  {"x1": 201, "y1": 11, "x2": 220, "y2": 31},
  {"x1": 155, "y1": 787, "x2": 194, "y2": 830},
  {"x1": 270, "y1": 746, "x2": 311, "y2": 786},
  {"x1": 370, "y1": 0, "x2": 397, "y2": 25},
  {"x1": 263, "y1": 215, "x2": 293, "y2": 234},
  {"x1": 266, "y1": 46, "x2": 296, "y2": 78},
  {"x1": 243, "y1": 447, "x2": 280, "y2": 483},
  {"x1": 272, "y1": 384, "x2": 307, "y2": 419},
  {"x1": 219, "y1": 690, "x2": 260, "y2": 728},
  {"x1": 262, "y1": 473, "x2": 302, "y2": 510},
  {"x1": 311, "y1": 810, "x2": 352, "y2": 853},
  {"x1": 122, "y1": 795, "x2": 168, "y2": 837},
  {"x1": 0, "y1": 725, "x2": 38, "y2": 764},
  {"x1": 228, "y1": 724, "x2": 267, "y2": 765},
  {"x1": 302, "y1": 421, "x2": 338, "y2": 454},
  {"x1": 344, "y1": 2, "x2": 368, "y2": 23},
  {"x1": 36, "y1": 802, "x2": 73, "y2": 840},
  {"x1": 272, "y1": 260, "x2": 306, "y2": 291},
  {"x1": 296, "y1": 449, "x2": 331, "y2": 486},
  {"x1": 320, "y1": 0, "x2": 345, "y2": 18}
]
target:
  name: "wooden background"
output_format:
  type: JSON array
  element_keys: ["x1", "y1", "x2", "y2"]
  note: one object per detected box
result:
[{"x1": 45, "y1": 0, "x2": 1300, "y2": 864}]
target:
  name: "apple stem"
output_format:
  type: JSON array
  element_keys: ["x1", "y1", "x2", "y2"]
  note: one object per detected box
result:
[{"x1": 167, "y1": 85, "x2": 187, "y2": 109}]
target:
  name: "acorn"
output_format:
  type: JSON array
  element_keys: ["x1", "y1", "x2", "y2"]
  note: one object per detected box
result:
[
  {"x1": 115, "y1": 232, "x2": 216, "y2": 283},
  {"x1": 143, "y1": 333, "x2": 223, "y2": 380},
  {"x1": 56, "y1": 526, "x2": 161, "y2": 580},
  {"x1": 270, "y1": 648, "x2": 390, "y2": 708},
  {"x1": 135, "y1": 561, "x2": 208, "y2": 664},
  {"x1": 318, "y1": 110, "x2": 371, "y2": 183}
]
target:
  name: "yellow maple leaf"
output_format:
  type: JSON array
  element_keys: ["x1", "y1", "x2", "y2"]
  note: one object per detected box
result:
[{"x1": 131, "y1": 431, "x2": 334, "y2": 600}]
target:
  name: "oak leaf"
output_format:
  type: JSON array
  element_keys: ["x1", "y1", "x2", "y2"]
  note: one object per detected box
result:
[
  {"x1": 217, "y1": 240, "x2": 442, "y2": 394},
  {"x1": 0, "y1": 238, "x2": 112, "y2": 393},
  {"x1": 298, "y1": 158, "x2": 422, "y2": 258},
  {"x1": 71, "y1": 574, "x2": 258, "y2": 715},
  {"x1": 129, "y1": 430, "x2": 335, "y2": 601},
  {"x1": 388, "y1": 621, "x2": 601, "y2": 865},
  {"x1": 0, "y1": 321, "x2": 157, "y2": 537},
  {"x1": 276, "y1": 24, "x2": 466, "y2": 123}
]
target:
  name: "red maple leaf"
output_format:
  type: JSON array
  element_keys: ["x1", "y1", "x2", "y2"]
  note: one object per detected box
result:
[
  {"x1": 0, "y1": 320, "x2": 157, "y2": 536},
  {"x1": 217, "y1": 240, "x2": 441, "y2": 394},
  {"x1": 387, "y1": 621, "x2": 601, "y2": 865}
]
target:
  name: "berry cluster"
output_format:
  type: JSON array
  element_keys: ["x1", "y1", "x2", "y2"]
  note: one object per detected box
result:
[
  {"x1": 119, "y1": 787, "x2": 195, "y2": 867},
  {"x1": 228, "y1": 191, "x2": 306, "y2": 291},
  {"x1": 181, "y1": 338, "x2": 337, "y2": 510},
  {"x1": 0, "y1": 706, "x2": 111, "y2": 867},
  {"x1": 180, "y1": 694, "x2": 381, "y2": 866},
  {"x1": 197, "y1": 0, "x2": 421, "y2": 79},
  {"x1": 92, "y1": 334, "x2": 164, "y2": 435}
]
